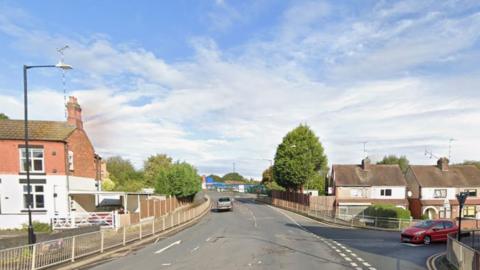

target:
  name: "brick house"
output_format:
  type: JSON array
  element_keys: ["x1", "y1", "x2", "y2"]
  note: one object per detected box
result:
[
  {"x1": 331, "y1": 158, "x2": 409, "y2": 217},
  {"x1": 0, "y1": 96, "x2": 101, "y2": 228},
  {"x1": 405, "y1": 157, "x2": 480, "y2": 220}
]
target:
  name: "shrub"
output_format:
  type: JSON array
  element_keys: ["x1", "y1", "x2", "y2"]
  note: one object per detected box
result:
[
  {"x1": 363, "y1": 204, "x2": 411, "y2": 228},
  {"x1": 22, "y1": 221, "x2": 51, "y2": 232}
]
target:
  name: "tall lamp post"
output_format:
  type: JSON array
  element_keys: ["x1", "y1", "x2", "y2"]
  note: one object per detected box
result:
[
  {"x1": 456, "y1": 191, "x2": 468, "y2": 241},
  {"x1": 23, "y1": 62, "x2": 72, "y2": 244}
]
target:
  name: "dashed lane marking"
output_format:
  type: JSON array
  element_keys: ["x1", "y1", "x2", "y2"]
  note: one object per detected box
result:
[{"x1": 154, "y1": 240, "x2": 182, "y2": 254}]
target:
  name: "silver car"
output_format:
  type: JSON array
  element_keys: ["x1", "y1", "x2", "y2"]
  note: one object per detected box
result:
[{"x1": 216, "y1": 197, "x2": 233, "y2": 211}]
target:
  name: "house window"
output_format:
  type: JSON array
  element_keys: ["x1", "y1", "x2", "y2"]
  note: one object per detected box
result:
[
  {"x1": 23, "y1": 185, "x2": 45, "y2": 209},
  {"x1": 463, "y1": 206, "x2": 476, "y2": 218},
  {"x1": 19, "y1": 148, "x2": 44, "y2": 173},
  {"x1": 465, "y1": 189, "x2": 477, "y2": 197},
  {"x1": 433, "y1": 189, "x2": 447, "y2": 198},
  {"x1": 380, "y1": 189, "x2": 392, "y2": 196},
  {"x1": 68, "y1": 151, "x2": 74, "y2": 171}
]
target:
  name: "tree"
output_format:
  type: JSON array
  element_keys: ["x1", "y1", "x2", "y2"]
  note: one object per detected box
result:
[
  {"x1": 144, "y1": 154, "x2": 173, "y2": 187},
  {"x1": 106, "y1": 156, "x2": 144, "y2": 192},
  {"x1": 460, "y1": 160, "x2": 480, "y2": 170},
  {"x1": 261, "y1": 166, "x2": 274, "y2": 184},
  {"x1": 154, "y1": 162, "x2": 201, "y2": 197},
  {"x1": 273, "y1": 124, "x2": 328, "y2": 191},
  {"x1": 101, "y1": 178, "x2": 116, "y2": 191},
  {"x1": 0, "y1": 113, "x2": 9, "y2": 120},
  {"x1": 222, "y1": 172, "x2": 244, "y2": 182},
  {"x1": 377, "y1": 155, "x2": 409, "y2": 174},
  {"x1": 207, "y1": 174, "x2": 223, "y2": 182}
]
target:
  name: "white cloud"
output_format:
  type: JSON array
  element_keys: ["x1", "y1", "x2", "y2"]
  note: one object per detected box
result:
[{"x1": 1, "y1": 1, "x2": 480, "y2": 178}]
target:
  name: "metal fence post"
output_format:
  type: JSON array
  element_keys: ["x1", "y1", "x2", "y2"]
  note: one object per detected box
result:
[
  {"x1": 162, "y1": 216, "x2": 166, "y2": 231},
  {"x1": 139, "y1": 222, "x2": 143, "y2": 239},
  {"x1": 123, "y1": 226, "x2": 126, "y2": 246},
  {"x1": 170, "y1": 213, "x2": 173, "y2": 228},
  {"x1": 152, "y1": 219, "x2": 155, "y2": 235},
  {"x1": 100, "y1": 231, "x2": 104, "y2": 253},
  {"x1": 71, "y1": 236, "x2": 76, "y2": 262},
  {"x1": 31, "y1": 244, "x2": 36, "y2": 270}
]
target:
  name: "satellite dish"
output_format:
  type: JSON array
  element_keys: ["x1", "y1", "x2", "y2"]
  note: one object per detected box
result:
[{"x1": 407, "y1": 191, "x2": 413, "y2": 197}]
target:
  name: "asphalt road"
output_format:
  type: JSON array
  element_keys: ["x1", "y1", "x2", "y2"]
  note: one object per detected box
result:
[{"x1": 89, "y1": 192, "x2": 444, "y2": 270}]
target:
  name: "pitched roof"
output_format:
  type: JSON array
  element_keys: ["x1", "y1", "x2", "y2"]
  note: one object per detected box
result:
[
  {"x1": 333, "y1": 164, "x2": 407, "y2": 186},
  {"x1": 409, "y1": 165, "x2": 480, "y2": 187},
  {"x1": 0, "y1": 119, "x2": 76, "y2": 141}
]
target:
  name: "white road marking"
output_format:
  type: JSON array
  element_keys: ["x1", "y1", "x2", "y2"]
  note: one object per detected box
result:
[
  {"x1": 267, "y1": 205, "x2": 378, "y2": 270},
  {"x1": 154, "y1": 240, "x2": 182, "y2": 254},
  {"x1": 206, "y1": 237, "x2": 212, "y2": 242},
  {"x1": 161, "y1": 263, "x2": 171, "y2": 266},
  {"x1": 191, "y1": 246, "x2": 200, "y2": 252},
  {"x1": 363, "y1": 262, "x2": 371, "y2": 266}
]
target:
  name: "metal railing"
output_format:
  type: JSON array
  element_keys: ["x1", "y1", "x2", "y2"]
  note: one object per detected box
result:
[
  {"x1": 446, "y1": 231, "x2": 480, "y2": 270},
  {"x1": 257, "y1": 195, "x2": 420, "y2": 231},
  {"x1": 0, "y1": 197, "x2": 211, "y2": 270}
]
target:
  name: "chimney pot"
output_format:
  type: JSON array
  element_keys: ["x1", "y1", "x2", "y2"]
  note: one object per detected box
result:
[
  {"x1": 66, "y1": 96, "x2": 83, "y2": 129},
  {"x1": 362, "y1": 157, "x2": 371, "y2": 171},
  {"x1": 437, "y1": 157, "x2": 449, "y2": 171}
]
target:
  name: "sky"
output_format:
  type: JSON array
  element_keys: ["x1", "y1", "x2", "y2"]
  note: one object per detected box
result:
[{"x1": 1, "y1": 0, "x2": 480, "y2": 179}]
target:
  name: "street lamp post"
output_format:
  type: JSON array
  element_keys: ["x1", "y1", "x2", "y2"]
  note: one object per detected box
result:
[
  {"x1": 23, "y1": 62, "x2": 72, "y2": 244},
  {"x1": 456, "y1": 191, "x2": 469, "y2": 241}
]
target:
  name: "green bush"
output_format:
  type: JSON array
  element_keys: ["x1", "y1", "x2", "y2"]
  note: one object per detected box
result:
[
  {"x1": 22, "y1": 221, "x2": 51, "y2": 232},
  {"x1": 364, "y1": 204, "x2": 411, "y2": 219},
  {"x1": 421, "y1": 214, "x2": 429, "y2": 220}
]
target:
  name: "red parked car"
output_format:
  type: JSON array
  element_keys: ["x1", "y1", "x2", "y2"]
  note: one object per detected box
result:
[{"x1": 401, "y1": 219, "x2": 457, "y2": 245}]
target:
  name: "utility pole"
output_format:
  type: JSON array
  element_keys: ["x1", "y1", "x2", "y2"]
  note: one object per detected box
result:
[
  {"x1": 362, "y1": 141, "x2": 368, "y2": 158},
  {"x1": 448, "y1": 138, "x2": 455, "y2": 160}
]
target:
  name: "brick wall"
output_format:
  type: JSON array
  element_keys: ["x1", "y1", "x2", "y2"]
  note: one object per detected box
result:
[
  {"x1": 0, "y1": 139, "x2": 66, "y2": 174},
  {"x1": 66, "y1": 129, "x2": 96, "y2": 179}
]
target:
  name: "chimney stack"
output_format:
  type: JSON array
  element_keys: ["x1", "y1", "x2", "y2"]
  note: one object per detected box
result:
[
  {"x1": 437, "y1": 157, "x2": 449, "y2": 171},
  {"x1": 362, "y1": 157, "x2": 371, "y2": 171},
  {"x1": 66, "y1": 96, "x2": 83, "y2": 129}
]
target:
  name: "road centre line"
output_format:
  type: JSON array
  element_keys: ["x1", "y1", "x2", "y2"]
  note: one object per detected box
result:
[
  {"x1": 154, "y1": 240, "x2": 182, "y2": 254},
  {"x1": 191, "y1": 246, "x2": 200, "y2": 252}
]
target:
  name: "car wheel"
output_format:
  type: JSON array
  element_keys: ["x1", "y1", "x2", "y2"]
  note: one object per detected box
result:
[{"x1": 423, "y1": 236, "x2": 431, "y2": 245}]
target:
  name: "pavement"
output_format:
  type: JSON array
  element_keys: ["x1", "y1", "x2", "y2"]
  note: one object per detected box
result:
[{"x1": 87, "y1": 192, "x2": 446, "y2": 270}]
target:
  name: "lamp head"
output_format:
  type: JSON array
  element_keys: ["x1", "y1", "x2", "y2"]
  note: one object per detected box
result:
[{"x1": 55, "y1": 62, "x2": 72, "y2": 70}]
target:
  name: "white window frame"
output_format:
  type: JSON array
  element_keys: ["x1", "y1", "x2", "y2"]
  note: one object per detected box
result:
[
  {"x1": 433, "y1": 189, "x2": 447, "y2": 198},
  {"x1": 19, "y1": 148, "x2": 45, "y2": 173},
  {"x1": 68, "y1": 151, "x2": 74, "y2": 171},
  {"x1": 23, "y1": 184, "x2": 45, "y2": 209}
]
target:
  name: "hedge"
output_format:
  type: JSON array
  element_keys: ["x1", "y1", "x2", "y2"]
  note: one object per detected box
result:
[{"x1": 363, "y1": 204, "x2": 411, "y2": 220}]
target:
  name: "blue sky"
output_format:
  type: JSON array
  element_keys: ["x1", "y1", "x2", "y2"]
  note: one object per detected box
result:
[{"x1": 1, "y1": 0, "x2": 480, "y2": 178}]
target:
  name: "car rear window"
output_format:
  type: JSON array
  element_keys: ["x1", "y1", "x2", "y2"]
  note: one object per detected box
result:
[{"x1": 219, "y1": 198, "x2": 230, "y2": 202}]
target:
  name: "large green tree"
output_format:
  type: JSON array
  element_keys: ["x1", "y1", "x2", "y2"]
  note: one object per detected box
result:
[
  {"x1": 106, "y1": 156, "x2": 144, "y2": 192},
  {"x1": 144, "y1": 154, "x2": 173, "y2": 188},
  {"x1": 273, "y1": 124, "x2": 328, "y2": 191},
  {"x1": 0, "y1": 113, "x2": 9, "y2": 120},
  {"x1": 154, "y1": 162, "x2": 201, "y2": 197},
  {"x1": 222, "y1": 172, "x2": 244, "y2": 182},
  {"x1": 377, "y1": 155, "x2": 409, "y2": 174}
]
